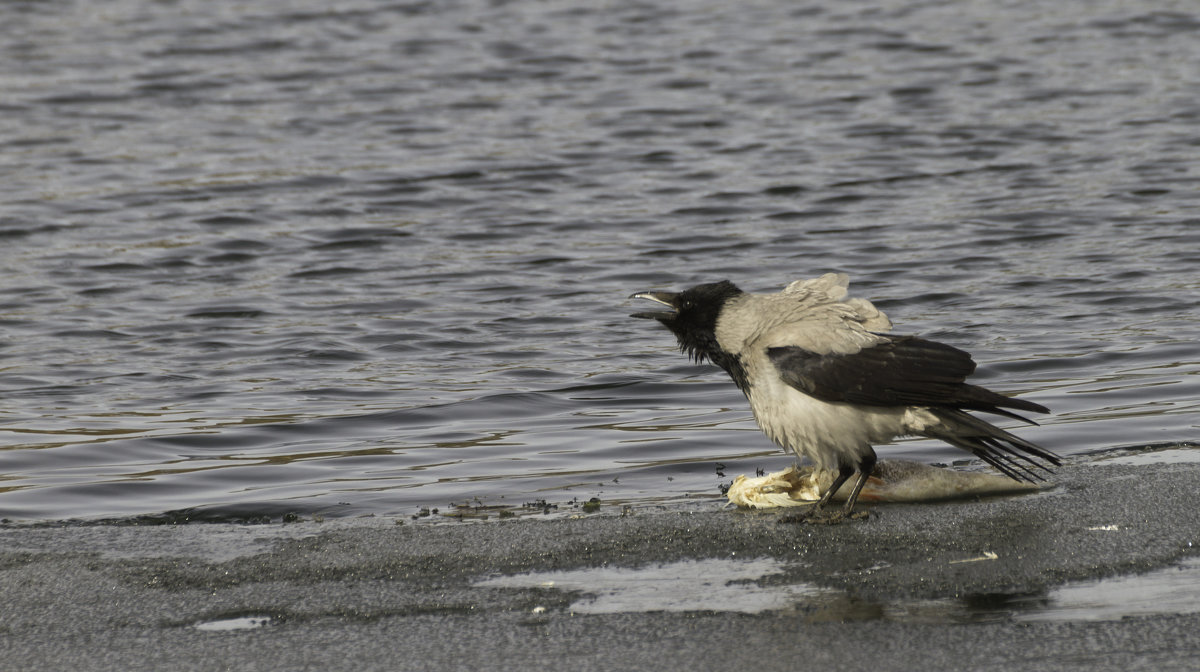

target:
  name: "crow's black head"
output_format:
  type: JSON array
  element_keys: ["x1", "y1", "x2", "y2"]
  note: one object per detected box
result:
[{"x1": 630, "y1": 280, "x2": 743, "y2": 364}]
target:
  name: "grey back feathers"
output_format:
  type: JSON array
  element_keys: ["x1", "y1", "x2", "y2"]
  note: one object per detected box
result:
[{"x1": 713, "y1": 273, "x2": 891, "y2": 358}]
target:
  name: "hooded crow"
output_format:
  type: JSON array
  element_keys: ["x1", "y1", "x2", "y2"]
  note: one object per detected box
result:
[{"x1": 630, "y1": 273, "x2": 1059, "y2": 522}]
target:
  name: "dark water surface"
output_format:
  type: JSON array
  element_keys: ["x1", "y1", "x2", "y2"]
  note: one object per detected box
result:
[{"x1": 1, "y1": 0, "x2": 1197, "y2": 522}]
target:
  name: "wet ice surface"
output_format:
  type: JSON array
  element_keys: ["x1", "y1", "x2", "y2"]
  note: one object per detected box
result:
[
  {"x1": 193, "y1": 616, "x2": 275, "y2": 632},
  {"x1": 0, "y1": 0, "x2": 1198, "y2": 522},
  {"x1": 475, "y1": 557, "x2": 822, "y2": 614},
  {"x1": 1090, "y1": 443, "x2": 1200, "y2": 466},
  {"x1": 477, "y1": 554, "x2": 1200, "y2": 623},
  {"x1": 1014, "y1": 556, "x2": 1200, "y2": 622}
]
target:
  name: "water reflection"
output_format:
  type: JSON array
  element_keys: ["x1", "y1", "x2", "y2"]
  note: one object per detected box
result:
[{"x1": 476, "y1": 555, "x2": 1200, "y2": 623}]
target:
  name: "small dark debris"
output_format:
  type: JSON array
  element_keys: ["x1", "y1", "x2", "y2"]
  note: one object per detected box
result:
[{"x1": 522, "y1": 499, "x2": 557, "y2": 515}]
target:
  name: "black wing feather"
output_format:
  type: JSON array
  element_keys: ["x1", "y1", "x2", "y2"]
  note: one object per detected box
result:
[
  {"x1": 767, "y1": 335, "x2": 1048, "y2": 420},
  {"x1": 925, "y1": 408, "x2": 1061, "y2": 482}
]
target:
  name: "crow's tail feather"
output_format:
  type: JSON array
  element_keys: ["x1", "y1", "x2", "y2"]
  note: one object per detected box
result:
[{"x1": 926, "y1": 408, "x2": 1061, "y2": 483}]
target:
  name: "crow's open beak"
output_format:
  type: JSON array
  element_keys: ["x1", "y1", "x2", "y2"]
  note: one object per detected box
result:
[{"x1": 629, "y1": 290, "x2": 678, "y2": 320}]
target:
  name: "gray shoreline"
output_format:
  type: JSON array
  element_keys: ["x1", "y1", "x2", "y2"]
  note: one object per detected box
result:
[{"x1": 4, "y1": 453, "x2": 1200, "y2": 671}]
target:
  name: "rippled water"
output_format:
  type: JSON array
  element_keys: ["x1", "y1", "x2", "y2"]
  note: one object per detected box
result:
[{"x1": 1, "y1": 0, "x2": 1197, "y2": 522}]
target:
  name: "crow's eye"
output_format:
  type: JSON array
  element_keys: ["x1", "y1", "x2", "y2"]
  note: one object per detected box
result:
[{"x1": 681, "y1": 300, "x2": 694, "y2": 310}]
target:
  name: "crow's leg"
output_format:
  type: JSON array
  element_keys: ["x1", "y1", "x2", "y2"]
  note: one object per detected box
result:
[
  {"x1": 838, "y1": 450, "x2": 877, "y2": 519},
  {"x1": 778, "y1": 464, "x2": 857, "y2": 524}
]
